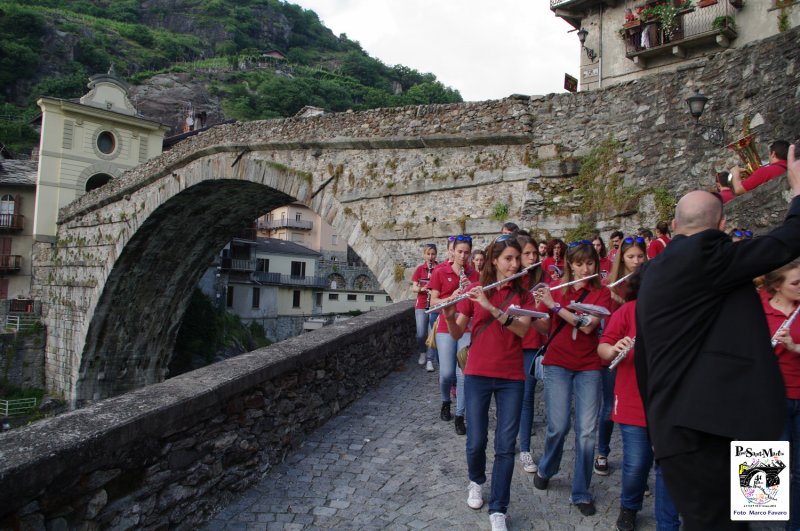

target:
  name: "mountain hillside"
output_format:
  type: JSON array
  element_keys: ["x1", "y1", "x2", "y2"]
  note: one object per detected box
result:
[{"x1": 0, "y1": 0, "x2": 462, "y2": 154}]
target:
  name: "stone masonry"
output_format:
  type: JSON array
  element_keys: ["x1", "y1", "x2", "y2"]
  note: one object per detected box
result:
[{"x1": 32, "y1": 25, "x2": 799, "y2": 404}]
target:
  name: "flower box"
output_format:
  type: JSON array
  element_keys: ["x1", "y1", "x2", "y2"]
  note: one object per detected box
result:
[
  {"x1": 699, "y1": 0, "x2": 718, "y2": 7},
  {"x1": 623, "y1": 20, "x2": 642, "y2": 28}
]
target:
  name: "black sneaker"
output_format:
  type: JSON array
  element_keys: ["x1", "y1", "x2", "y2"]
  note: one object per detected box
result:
[
  {"x1": 576, "y1": 501, "x2": 596, "y2": 516},
  {"x1": 440, "y1": 401, "x2": 452, "y2": 421},
  {"x1": 533, "y1": 472, "x2": 549, "y2": 490},
  {"x1": 454, "y1": 415, "x2": 466, "y2": 435},
  {"x1": 593, "y1": 455, "x2": 609, "y2": 475},
  {"x1": 615, "y1": 506, "x2": 637, "y2": 531}
]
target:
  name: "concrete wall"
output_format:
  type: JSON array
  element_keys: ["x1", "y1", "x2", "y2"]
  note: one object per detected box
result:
[{"x1": 0, "y1": 301, "x2": 414, "y2": 530}]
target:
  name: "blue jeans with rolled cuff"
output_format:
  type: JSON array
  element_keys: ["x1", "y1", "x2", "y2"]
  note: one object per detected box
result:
[{"x1": 415, "y1": 309, "x2": 438, "y2": 363}]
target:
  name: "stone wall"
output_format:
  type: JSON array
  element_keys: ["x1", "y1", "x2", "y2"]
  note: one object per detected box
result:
[
  {"x1": 0, "y1": 301, "x2": 415, "y2": 530},
  {"x1": 0, "y1": 331, "x2": 45, "y2": 390}
]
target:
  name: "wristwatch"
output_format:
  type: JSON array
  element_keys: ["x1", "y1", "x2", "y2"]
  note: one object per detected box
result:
[{"x1": 551, "y1": 303, "x2": 562, "y2": 314}]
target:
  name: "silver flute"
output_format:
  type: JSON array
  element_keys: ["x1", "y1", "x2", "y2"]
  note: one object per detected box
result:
[
  {"x1": 771, "y1": 305, "x2": 800, "y2": 347},
  {"x1": 424, "y1": 261, "x2": 542, "y2": 314},
  {"x1": 608, "y1": 271, "x2": 634, "y2": 288},
  {"x1": 609, "y1": 337, "x2": 636, "y2": 370},
  {"x1": 532, "y1": 273, "x2": 599, "y2": 295}
]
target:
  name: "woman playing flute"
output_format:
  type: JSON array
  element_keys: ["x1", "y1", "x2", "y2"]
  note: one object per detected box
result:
[
  {"x1": 411, "y1": 243, "x2": 439, "y2": 371},
  {"x1": 759, "y1": 259, "x2": 800, "y2": 531},
  {"x1": 440, "y1": 234, "x2": 537, "y2": 530},
  {"x1": 532, "y1": 240, "x2": 611, "y2": 516},
  {"x1": 428, "y1": 235, "x2": 478, "y2": 434},
  {"x1": 592, "y1": 234, "x2": 613, "y2": 279},
  {"x1": 595, "y1": 236, "x2": 648, "y2": 477},
  {"x1": 542, "y1": 238, "x2": 566, "y2": 280},
  {"x1": 597, "y1": 271, "x2": 679, "y2": 531}
]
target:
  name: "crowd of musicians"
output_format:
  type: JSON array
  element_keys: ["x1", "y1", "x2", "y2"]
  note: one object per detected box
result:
[{"x1": 407, "y1": 143, "x2": 800, "y2": 531}]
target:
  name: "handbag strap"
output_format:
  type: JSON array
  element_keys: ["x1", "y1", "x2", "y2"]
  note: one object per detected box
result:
[
  {"x1": 539, "y1": 288, "x2": 591, "y2": 351},
  {"x1": 471, "y1": 290, "x2": 516, "y2": 344}
]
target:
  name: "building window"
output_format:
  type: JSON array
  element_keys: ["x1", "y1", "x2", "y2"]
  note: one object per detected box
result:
[
  {"x1": 315, "y1": 292, "x2": 323, "y2": 306},
  {"x1": 85, "y1": 173, "x2": 113, "y2": 192},
  {"x1": 226, "y1": 285, "x2": 234, "y2": 308},
  {"x1": 97, "y1": 131, "x2": 116, "y2": 154},
  {"x1": 328, "y1": 293, "x2": 339, "y2": 301},
  {"x1": 252, "y1": 287, "x2": 260, "y2": 308},
  {"x1": 386, "y1": 296, "x2": 392, "y2": 302},
  {"x1": 347, "y1": 294, "x2": 357, "y2": 301},
  {"x1": 291, "y1": 232, "x2": 304, "y2": 243},
  {"x1": 293, "y1": 290, "x2": 301, "y2": 308},
  {"x1": 332, "y1": 234, "x2": 338, "y2": 245},
  {"x1": 256, "y1": 258, "x2": 269, "y2": 272},
  {"x1": 295, "y1": 212, "x2": 301, "y2": 221},
  {"x1": 365, "y1": 295, "x2": 374, "y2": 302},
  {"x1": 291, "y1": 261, "x2": 306, "y2": 278}
]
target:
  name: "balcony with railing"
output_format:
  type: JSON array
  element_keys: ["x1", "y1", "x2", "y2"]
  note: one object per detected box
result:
[
  {"x1": 252, "y1": 271, "x2": 327, "y2": 288},
  {"x1": 0, "y1": 255, "x2": 22, "y2": 272},
  {"x1": 257, "y1": 218, "x2": 314, "y2": 231},
  {"x1": 0, "y1": 213, "x2": 24, "y2": 231},
  {"x1": 621, "y1": 1, "x2": 738, "y2": 66},
  {"x1": 220, "y1": 258, "x2": 256, "y2": 272}
]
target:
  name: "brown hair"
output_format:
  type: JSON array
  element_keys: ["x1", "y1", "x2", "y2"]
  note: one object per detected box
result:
[
  {"x1": 561, "y1": 241, "x2": 603, "y2": 293},
  {"x1": 480, "y1": 237, "x2": 527, "y2": 297},
  {"x1": 608, "y1": 237, "x2": 648, "y2": 285},
  {"x1": 760, "y1": 259, "x2": 800, "y2": 296},
  {"x1": 516, "y1": 234, "x2": 544, "y2": 288}
]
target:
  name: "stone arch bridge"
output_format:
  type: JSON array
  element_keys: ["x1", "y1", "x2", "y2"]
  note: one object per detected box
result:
[{"x1": 33, "y1": 25, "x2": 800, "y2": 406}]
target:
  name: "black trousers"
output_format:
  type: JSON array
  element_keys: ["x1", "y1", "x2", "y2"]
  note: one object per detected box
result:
[{"x1": 659, "y1": 432, "x2": 749, "y2": 531}]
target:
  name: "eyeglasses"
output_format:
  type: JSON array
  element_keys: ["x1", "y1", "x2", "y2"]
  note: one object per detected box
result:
[
  {"x1": 495, "y1": 234, "x2": 514, "y2": 243},
  {"x1": 623, "y1": 237, "x2": 646, "y2": 244},
  {"x1": 449, "y1": 235, "x2": 472, "y2": 242},
  {"x1": 568, "y1": 240, "x2": 592, "y2": 248}
]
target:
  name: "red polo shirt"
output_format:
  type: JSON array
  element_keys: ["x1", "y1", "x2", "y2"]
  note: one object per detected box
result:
[
  {"x1": 542, "y1": 256, "x2": 564, "y2": 278},
  {"x1": 762, "y1": 297, "x2": 800, "y2": 400},
  {"x1": 429, "y1": 264, "x2": 478, "y2": 332},
  {"x1": 743, "y1": 161, "x2": 788, "y2": 192},
  {"x1": 457, "y1": 283, "x2": 536, "y2": 380},
  {"x1": 599, "y1": 301, "x2": 646, "y2": 427},
  {"x1": 599, "y1": 256, "x2": 613, "y2": 278},
  {"x1": 647, "y1": 236, "x2": 670, "y2": 259},
  {"x1": 719, "y1": 188, "x2": 735, "y2": 204},
  {"x1": 411, "y1": 262, "x2": 437, "y2": 309},
  {"x1": 540, "y1": 283, "x2": 611, "y2": 371}
]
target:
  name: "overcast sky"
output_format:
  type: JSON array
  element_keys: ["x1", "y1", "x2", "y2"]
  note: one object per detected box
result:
[{"x1": 292, "y1": 0, "x2": 581, "y2": 102}]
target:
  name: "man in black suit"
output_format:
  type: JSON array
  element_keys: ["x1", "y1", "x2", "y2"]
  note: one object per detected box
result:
[{"x1": 635, "y1": 145, "x2": 800, "y2": 530}]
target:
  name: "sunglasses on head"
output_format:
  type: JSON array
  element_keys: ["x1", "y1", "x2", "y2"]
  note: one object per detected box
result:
[
  {"x1": 733, "y1": 229, "x2": 753, "y2": 238},
  {"x1": 623, "y1": 237, "x2": 646, "y2": 244},
  {"x1": 449, "y1": 235, "x2": 472, "y2": 242},
  {"x1": 568, "y1": 240, "x2": 592, "y2": 248},
  {"x1": 495, "y1": 234, "x2": 514, "y2": 243}
]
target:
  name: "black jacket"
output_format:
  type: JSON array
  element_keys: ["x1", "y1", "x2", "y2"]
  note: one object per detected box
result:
[{"x1": 635, "y1": 196, "x2": 800, "y2": 459}]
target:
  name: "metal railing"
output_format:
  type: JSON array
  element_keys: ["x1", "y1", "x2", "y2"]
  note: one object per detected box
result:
[
  {"x1": 221, "y1": 258, "x2": 256, "y2": 271},
  {"x1": 0, "y1": 397, "x2": 37, "y2": 416},
  {"x1": 5, "y1": 314, "x2": 41, "y2": 332},
  {"x1": 252, "y1": 271, "x2": 327, "y2": 287},
  {"x1": 257, "y1": 219, "x2": 314, "y2": 230},
  {"x1": 0, "y1": 255, "x2": 22, "y2": 271},
  {"x1": 0, "y1": 213, "x2": 23, "y2": 230}
]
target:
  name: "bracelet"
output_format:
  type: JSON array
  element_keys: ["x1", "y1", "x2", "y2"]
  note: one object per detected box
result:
[
  {"x1": 503, "y1": 314, "x2": 515, "y2": 327},
  {"x1": 551, "y1": 303, "x2": 562, "y2": 314},
  {"x1": 492, "y1": 308, "x2": 501, "y2": 320}
]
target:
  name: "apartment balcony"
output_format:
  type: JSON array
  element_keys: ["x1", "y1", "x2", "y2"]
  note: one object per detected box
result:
[
  {"x1": 252, "y1": 271, "x2": 327, "y2": 288},
  {"x1": 220, "y1": 258, "x2": 256, "y2": 272},
  {"x1": 232, "y1": 228, "x2": 258, "y2": 241},
  {"x1": 0, "y1": 214, "x2": 24, "y2": 231},
  {"x1": 551, "y1": 0, "x2": 622, "y2": 27},
  {"x1": 0, "y1": 255, "x2": 22, "y2": 272},
  {"x1": 622, "y1": 2, "x2": 738, "y2": 68},
  {"x1": 258, "y1": 219, "x2": 314, "y2": 231}
]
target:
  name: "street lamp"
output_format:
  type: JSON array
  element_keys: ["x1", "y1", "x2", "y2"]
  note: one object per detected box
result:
[
  {"x1": 576, "y1": 27, "x2": 597, "y2": 62},
  {"x1": 685, "y1": 90, "x2": 725, "y2": 146}
]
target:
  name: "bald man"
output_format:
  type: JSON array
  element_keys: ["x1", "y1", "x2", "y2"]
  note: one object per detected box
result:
[{"x1": 635, "y1": 145, "x2": 800, "y2": 530}]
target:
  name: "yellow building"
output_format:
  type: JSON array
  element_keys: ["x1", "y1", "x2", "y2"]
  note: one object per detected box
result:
[{"x1": 33, "y1": 66, "x2": 168, "y2": 242}]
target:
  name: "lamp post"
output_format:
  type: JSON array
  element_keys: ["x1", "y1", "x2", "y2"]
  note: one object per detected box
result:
[
  {"x1": 576, "y1": 27, "x2": 597, "y2": 62},
  {"x1": 685, "y1": 90, "x2": 725, "y2": 146}
]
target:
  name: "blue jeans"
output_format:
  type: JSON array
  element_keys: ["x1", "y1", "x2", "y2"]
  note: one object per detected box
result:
[
  {"x1": 465, "y1": 375, "x2": 524, "y2": 514},
  {"x1": 618, "y1": 423, "x2": 653, "y2": 511},
  {"x1": 436, "y1": 332, "x2": 469, "y2": 416},
  {"x1": 782, "y1": 398, "x2": 800, "y2": 531},
  {"x1": 597, "y1": 367, "x2": 615, "y2": 457},
  {"x1": 655, "y1": 463, "x2": 680, "y2": 530},
  {"x1": 415, "y1": 309, "x2": 438, "y2": 362},
  {"x1": 539, "y1": 365, "x2": 601, "y2": 503},
  {"x1": 518, "y1": 349, "x2": 538, "y2": 452},
  {"x1": 538, "y1": 365, "x2": 601, "y2": 504}
]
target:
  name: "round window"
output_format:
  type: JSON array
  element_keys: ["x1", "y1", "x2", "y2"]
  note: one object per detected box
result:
[{"x1": 97, "y1": 131, "x2": 116, "y2": 154}]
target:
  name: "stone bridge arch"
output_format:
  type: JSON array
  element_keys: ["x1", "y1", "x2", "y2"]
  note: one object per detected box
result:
[{"x1": 33, "y1": 101, "x2": 541, "y2": 406}]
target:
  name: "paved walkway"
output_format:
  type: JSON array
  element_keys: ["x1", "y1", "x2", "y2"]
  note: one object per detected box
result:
[{"x1": 204, "y1": 356, "x2": 780, "y2": 530}]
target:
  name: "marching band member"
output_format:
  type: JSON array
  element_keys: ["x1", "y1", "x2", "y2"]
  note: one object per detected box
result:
[
  {"x1": 532, "y1": 240, "x2": 611, "y2": 517},
  {"x1": 592, "y1": 234, "x2": 613, "y2": 278},
  {"x1": 471, "y1": 249, "x2": 486, "y2": 273},
  {"x1": 542, "y1": 238, "x2": 565, "y2": 280},
  {"x1": 441, "y1": 234, "x2": 536, "y2": 531},
  {"x1": 760, "y1": 259, "x2": 800, "y2": 531},
  {"x1": 411, "y1": 243, "x2": 438, "y2": 371},
  {"x1": 429, "y1": 235, "x2": 478, "y2": 435}
]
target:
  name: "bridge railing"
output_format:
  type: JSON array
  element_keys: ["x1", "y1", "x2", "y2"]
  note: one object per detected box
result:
[
  {"x1": 0, "y1": 397, "x2": 37, "y2": 416},
  {"x1": 0, "y1": 301, "x2": 415, "y2": 529}
]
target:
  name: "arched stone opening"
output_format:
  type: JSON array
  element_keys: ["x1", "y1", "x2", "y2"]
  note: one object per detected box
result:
[
  {"x1": 353, "y1": 274, "x2": 373, "y2": 291},
  {"x1": 85, "y1": 173, "x2": 113, "y2": 192}
]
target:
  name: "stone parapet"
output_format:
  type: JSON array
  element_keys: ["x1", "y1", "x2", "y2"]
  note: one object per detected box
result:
[{"x1": 0, "y1": 301, "x2": 415, "y2": 530}]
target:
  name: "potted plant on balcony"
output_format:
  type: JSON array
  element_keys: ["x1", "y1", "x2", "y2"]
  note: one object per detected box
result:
[
  {"x1": 712, "y1": 15, "x2": 736, "y2": 32},
  {"x1": 651, "y1": 1, "x2": 692, "y2": 40}
]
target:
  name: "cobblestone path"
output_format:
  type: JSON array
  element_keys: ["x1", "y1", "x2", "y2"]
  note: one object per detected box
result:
[{"x1": 204, "y1": 356, "x2": 781, "y2": 530}]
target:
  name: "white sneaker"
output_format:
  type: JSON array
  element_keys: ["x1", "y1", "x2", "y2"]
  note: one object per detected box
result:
[
  {"x1": 426, "y1": 360, "x2": 434, "y2": 372},
  {"x1": 519, "y1": 451, "x2": 538, "y2": 473},
  {"x1": 489, "y1": 512, "x2": 508, "y2": 531},
  {"x1": 418, "y1": 352, "x2": 427, "y2": 365},
  {"x1": 467, "y1": 481, "x2": 483, "y2": 509}
]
